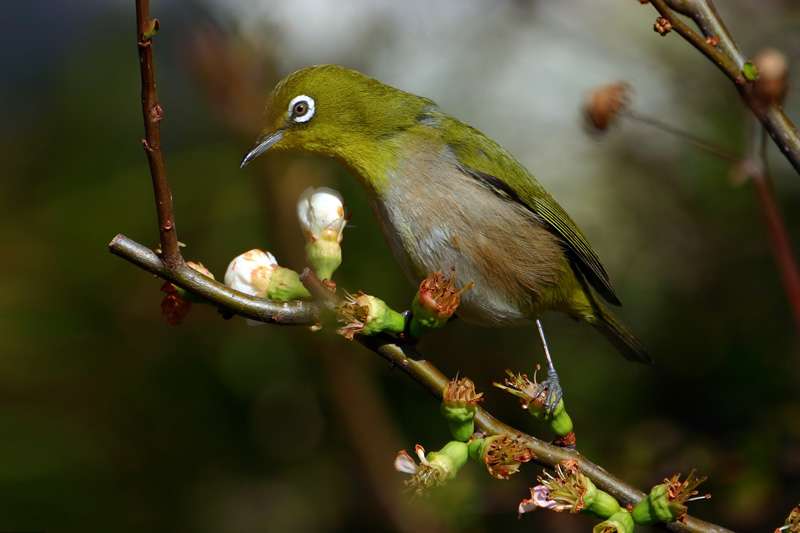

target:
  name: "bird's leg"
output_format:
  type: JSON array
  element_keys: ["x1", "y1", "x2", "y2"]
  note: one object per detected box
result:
[{"x1": 536, "y1": 318, "x2": 562, "y2": 413}]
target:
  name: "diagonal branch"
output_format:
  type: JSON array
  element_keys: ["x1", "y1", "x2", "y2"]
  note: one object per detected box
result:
[
  {"x1": 109, "y1": 234, "x2": 319, "y2": 325},
  {"x1": 647, "y1": 0, "x2": 800, "y2": 175},
  {"x1": 643, "y1": 0, "x2": 800, "y2": 329},
  {"x1": 110, "y1": 231, "x2": 731, "y2": 533}
]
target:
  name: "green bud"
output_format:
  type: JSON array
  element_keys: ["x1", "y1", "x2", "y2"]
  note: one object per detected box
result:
[
  {"x1": 305, "y1": 238, "x2": 342, "y2": 283},
  {"x1": 297, "y1": 187, "x2": 347, "y2": 282},
  {"x1": 141, "y1": 18, "x2": 160, "y2": 41},
  {"x1": 743, "y1": 60, "x2": 759, "y2": 82},
  {"x1": 267, "y1": 266, "x2": 312, "y2": 301},
  {"x1": 593, "y1": 509, "x2": 635, "y2": 533}
]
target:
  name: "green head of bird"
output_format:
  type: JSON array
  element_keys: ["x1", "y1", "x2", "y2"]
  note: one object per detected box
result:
[{"x1": 240, "y1": 64, "x2": 433, "y2": 171}]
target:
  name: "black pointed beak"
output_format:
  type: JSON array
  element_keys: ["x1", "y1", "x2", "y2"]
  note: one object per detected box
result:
[{"x1": 239, "y1": 130, "x2": 285, "y2": 169}]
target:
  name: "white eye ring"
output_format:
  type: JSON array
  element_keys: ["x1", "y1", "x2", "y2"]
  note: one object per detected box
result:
[{"x1": 289, "y1": 94, "x2": 315, "y2": 123}]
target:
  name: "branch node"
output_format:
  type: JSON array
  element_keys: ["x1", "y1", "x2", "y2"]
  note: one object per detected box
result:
[
  {"x1": 654, "y1": 16, "x2": 672, "y2": 35},
  {"x1": 140, "y1": 18, "x2": 160, "y2": 42}
]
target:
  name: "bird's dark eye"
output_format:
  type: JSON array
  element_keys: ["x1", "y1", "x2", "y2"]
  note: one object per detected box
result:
[{"x1": 288, "y1": 94, "x2": 315, "y2": 123}]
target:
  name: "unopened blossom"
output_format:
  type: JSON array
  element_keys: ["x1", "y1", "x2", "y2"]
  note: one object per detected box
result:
[
  {"x1": 297, "y1": 187, "x2": 348, "y2": 282},
  {"x1": 224, "y1": 249, "x2": 310, "y2": 308},
  {"x1": 225, "y1": 249, "x2": 278, "y2": 297},
  {"x1": 583, "y1": 82, "x2": 630, "y2": 134}
]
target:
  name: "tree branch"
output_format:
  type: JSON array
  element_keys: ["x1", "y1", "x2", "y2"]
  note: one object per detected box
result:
[
  {"x1": 643, "y1": 0, "x2": 800, "y2": 328},
  {"x1": 647, "y1": 0, "x2": 800, "y2": 175},
  {"x1": 110, "y1": 230, "x2": 731, "y2": 532},
  {"x1": 136, "y1": 0, "x2": 180, "y2": 265},
  {"x1": 109, "y1": 234, "x2": 319, "y2": 325}
]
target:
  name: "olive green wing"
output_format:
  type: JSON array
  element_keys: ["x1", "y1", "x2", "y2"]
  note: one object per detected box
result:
[{"x1": 444, "y1": 119, "x2": 621, "y2": 306}]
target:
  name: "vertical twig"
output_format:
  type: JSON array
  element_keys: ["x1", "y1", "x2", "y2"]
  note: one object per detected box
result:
[
  {"x1": 748, "y1": 127, "x2": 800, "y2": 329},
  {"x1": 136, "y1": 0, "x2": 181, "y2": 266}
]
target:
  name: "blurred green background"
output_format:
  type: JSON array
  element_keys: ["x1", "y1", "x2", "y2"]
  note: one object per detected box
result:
[{"x1": 2, "y1": 1, "x2": 799, "y2": 531}]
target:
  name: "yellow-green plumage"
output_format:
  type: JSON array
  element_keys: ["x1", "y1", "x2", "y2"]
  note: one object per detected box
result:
[{"x1": 242, "y1": 64, "x2": 651, "y2": 364}]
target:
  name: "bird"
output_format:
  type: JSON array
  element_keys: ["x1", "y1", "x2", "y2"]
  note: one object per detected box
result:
[{"x1": 240, "y1": 64, "x2": 652, "y2": 405}]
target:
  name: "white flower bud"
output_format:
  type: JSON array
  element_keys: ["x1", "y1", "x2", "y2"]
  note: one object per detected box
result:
[
  {"x1": 224, "y1": 249, "x2": 278, "y2": 297},
  {"x1": 297, "y1": 186, "x2": 347, "y2": 243}
]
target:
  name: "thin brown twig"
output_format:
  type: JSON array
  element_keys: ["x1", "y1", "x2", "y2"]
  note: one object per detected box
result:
[
  {"x1": 623, "y1": 109, "x2": 740, "y2": 163},
  {"x1": 646, "y1": 0, "x2": 800, "y2": 175},
  {"x1": 136, "y1": 0, "x2": 180, "y2": 266},
  {"x1": 747, "y1": 127, "x2": 800, "y2": 329},
  {"x1": 109, "y1": 234, "x2": 319, "y2": 324}
]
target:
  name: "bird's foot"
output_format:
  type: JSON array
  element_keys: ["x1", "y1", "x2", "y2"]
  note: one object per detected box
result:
[{"x1": 537, "y1": 370, "x2": 563, "y2": 415}]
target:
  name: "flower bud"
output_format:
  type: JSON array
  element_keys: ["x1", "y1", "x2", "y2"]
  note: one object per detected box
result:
[
  {"x1": 753, "y1": 48, "x2": 789, "y2": 106},
  {"x1": 224, "y1": 249, "x2": 311, "y2": 301},
  {"x1": 654, "y1": 16, "x2": 672, "y2": 36},
  {"x1": 336, "y1": 291, "x2": 406, "y2": 340},
  {"x1": 440, "y1": 376, "x2": 483, "y2": 442},
  {"x1": 297, "y1": 187, "x2": 348, "y2": 282},
  {"x1": 593, "y1": 510, "x2": 635, "y2": 533},
  {"x1": 631, "y1": 469, "x2": 710, "y2": 525},
  {"x1": 409, "y1": 268, "x2": 474, "y2": 338},
  {"x1": 394, "y1": 441, "x2": 469, "y2": 498},
  {"x1": 468, "y1": 434, "x2": 533, "y2": 479}
]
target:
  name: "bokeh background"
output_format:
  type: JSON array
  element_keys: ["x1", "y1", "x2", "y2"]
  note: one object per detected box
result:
[{"x1": 2, "y1": 0, "x2": 799, "y2": 531}]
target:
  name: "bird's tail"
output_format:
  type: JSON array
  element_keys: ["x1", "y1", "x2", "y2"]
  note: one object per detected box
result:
[{"x1": 586, "y1": 298, "x2": 653, "y2": 364}]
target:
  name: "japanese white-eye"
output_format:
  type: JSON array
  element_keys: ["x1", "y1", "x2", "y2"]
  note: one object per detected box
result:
[{"x1": 241, "y1": 65, "x2": 651, "y2": 392}]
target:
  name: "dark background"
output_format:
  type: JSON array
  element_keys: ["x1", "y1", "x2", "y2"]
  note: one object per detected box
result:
[{"x1": 1, "y1": 1, "x2": 799, "y2": 531}]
